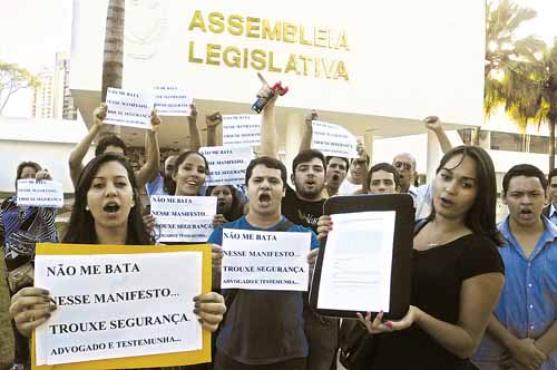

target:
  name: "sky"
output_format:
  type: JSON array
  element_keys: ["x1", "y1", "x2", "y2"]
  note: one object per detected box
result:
[
  {"x1": 0, "y1": 0, "x2": 73, "y2": 117},
  {"x1": 0, "y1": 0, "x2": 556, "y2": 118}
]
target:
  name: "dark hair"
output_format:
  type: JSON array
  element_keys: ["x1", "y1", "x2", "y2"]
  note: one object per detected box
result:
[
  {"x1": 429, "y1": 146, "x2": 502, "y2": 245},
  {"x1": 206, "y1": 185, "x2": 244, "y2": 221},
  {"x1": 63, "y1": 153, "x2": 152, "y2": 245},
  {"x1": 95, "y1": 135, "x2": 128, "y2": 156},
  {"x1": 351, "y1": 154, "x2": 370, "y2": 167},
  {"x1": 292, "y1": 149, "x2": 326, "y2": 174},
  {"x1": 326, "y1": 156, "x2": 349, "y2": 170},
  {"x1": 15, "y1": 161, "x2": 42, "y2": 188},
  {"x1": 365, "y1": 162, "x2": 401, "y2": 192},
  {"x1": 245, "y1": 156, "x2": 287, "y2": 188},
  {"x1": 502, "y1": 164, "x2": 547, "y2": 196},
  {"x1": 163, "y1": 174, "x2": 176, "y2": 195},
  {"x1": 173, "y1": 150, "x2": 210, "y2": 177},
  {"x1": 547, "y1": 168, "x2": 557, "y2": 186}
]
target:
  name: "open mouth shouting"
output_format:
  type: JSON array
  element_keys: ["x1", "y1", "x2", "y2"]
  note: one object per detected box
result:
[
  {"x1": 258, "y1": 192, "x2": 272, "y2": 207},
  {"x1": 518, "y1": 208, "x2": 534, "y2": 221},
  {"x1": 103, "y1": 201, "x2": 121, "y2": 216}
]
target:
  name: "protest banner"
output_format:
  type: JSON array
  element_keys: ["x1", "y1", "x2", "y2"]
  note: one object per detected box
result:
[
  {"x1": 153, "y1": 86, "x2": 193, "y2": 116},
  {"x1": 17, "y1": 179, "x2": 64, "y2": 208},
  {"x1": 32, "y1": 243, "x2": 211, "y2": 369},
  {"x1": 222, "y1": 114, "x2": 261, "y2": 147},
  {"x1": 221, "y1": 229, "x2": 311, "y2": 291},
  {"x1": 104, "y1": 88, "x2": 154, "y2": 129},
  {"x1": 199, "y1": 146, "x2": 254, "y2": 186},
  {"x1": 311, "y1": 120, "x2": 359, "y2": 158},
  {"x1": 150, "y1": 196, "x2": 217, "y2": 243}
]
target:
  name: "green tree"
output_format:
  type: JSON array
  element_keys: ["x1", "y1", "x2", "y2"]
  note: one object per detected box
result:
[{"x1": 0, "y1": 62, "x2": 40, "y2": 114}]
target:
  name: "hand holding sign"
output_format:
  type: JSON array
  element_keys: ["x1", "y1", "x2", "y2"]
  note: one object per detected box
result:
[
  {"x1": 35, "y1": 169, "x2": 52, "y2": 182},
  {"x1": 10, "y1": 287, "x2": 57, "y2": 338},
  {"x1": 193, "y1": 292, "x2": 226, "y2": 332}
]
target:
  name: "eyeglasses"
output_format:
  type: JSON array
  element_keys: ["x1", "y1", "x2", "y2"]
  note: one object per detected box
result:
[{"x1": 394, "y1": 162, "x2": 413, "y2": 171}]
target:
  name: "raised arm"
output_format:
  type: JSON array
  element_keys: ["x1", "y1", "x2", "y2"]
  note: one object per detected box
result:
[
  {"x1": 136, "y1": 110, "x2": 161, "y2": 189},
  {"x1": 425, "y1": 116, "x2": 452, "y2": 154},
  {"x1": 69, "y1": 104, "x2": 105, "y2": 187},
  {"x1": 299, "y1": 110, "x2": 317, "y2": 153},
  {"x1": 258, "y1": 73, "x2": 279, "y2": 159},
  {"x1": 206, "y1": 112, "x2": 222, "y2": 147},
  {"x1": 188, "y1": 104, "x2": 201, "y2": 151}
]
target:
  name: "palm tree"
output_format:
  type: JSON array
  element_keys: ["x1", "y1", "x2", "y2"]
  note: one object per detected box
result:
[
  {"x1": 483, "y1": 0, "x2": 557, "y2": 170},
  {"x1": 100, "y1": 0, "x2": 125, "y2": 137},
  {"x1": 498, "y1": 40, "x2": 557, "y2": 170}
]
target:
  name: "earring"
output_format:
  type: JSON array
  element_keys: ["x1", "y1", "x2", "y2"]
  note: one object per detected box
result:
[{"x1": 85, "y1": 205, "x2": 90, "y2": 211}]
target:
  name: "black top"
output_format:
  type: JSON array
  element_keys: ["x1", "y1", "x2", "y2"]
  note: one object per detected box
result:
[
  {"x1": 369, "y1": 233, "x2": 504, "y2": 370},
  {"x1": 282, "y1": 186, "x2": 325, "y2": 233}
]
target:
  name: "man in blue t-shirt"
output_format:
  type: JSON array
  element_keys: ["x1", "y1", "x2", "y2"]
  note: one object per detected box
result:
[{"x1": 209, "y1": 156, "x2": 319, "y2": 370}]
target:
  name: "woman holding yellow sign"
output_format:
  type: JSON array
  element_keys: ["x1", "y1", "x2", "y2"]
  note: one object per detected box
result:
[{"x1": 9, "y1": 153, "x2": 225, "y2": 369}]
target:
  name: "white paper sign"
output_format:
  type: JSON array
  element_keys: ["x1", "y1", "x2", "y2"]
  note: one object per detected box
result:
[
  {"x1": 153, "y1": 86, "x2": 193, "y2": 116},
  {"x1": 16, "y1": 179, "x2": 64, "y2": 208},
  {"x1": 316, "y1": 211, "x2": 396, "y2": 312},
  {"x1": 34, "y1": 252, "x2": 203, "y2": 365},
  {"x1": 311, "y1": 120, "x2": 359, "y2": 158},
  {"x1": 221, "y1": 229, "x2": 311, "y2": 291},
  {"x1": 105, "y1": 87, "x2": 154, "y2": 129},
  {"x1": 222, "y1": 114, "x2": 261, "y2": 147},
  {"x1": 150, "y1": 195, "x2": 217, "y2": 242},
  {"x1": 199, "y1": 146, "x2": 254, "y2": 186}
]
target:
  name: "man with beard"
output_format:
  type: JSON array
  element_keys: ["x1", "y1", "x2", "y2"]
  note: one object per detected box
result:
[
  {"x1": 474, "y1": 164, "x2": 557, "y2": 370},
  {"x1": 282, "y1": 149, "x2": 327, "y2": 232},
  {"x1": 299, "y1": 110, "x2": 349, "y2": 197}
]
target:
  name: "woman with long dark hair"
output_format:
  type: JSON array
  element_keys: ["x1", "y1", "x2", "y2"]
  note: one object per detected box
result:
[
  {"x1": 319, "y1": 146, "x2": 505, "y2": 370},
  {"x1": 9, "y1": 153, "x2": 225, "y2": 369},
  {"x1": 206, "y1": 185, "x2": 244, "y2": 226}
]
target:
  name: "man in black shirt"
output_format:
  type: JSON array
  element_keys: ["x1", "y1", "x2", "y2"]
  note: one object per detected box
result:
[
  {"x1": 281, "y1": 149, "x2": 338, "y2": 370},
  {"x1": 282, "y1": 149, "x2": 326, "y2": 233}
]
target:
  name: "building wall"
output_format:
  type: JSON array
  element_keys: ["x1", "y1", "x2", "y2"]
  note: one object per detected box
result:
[
  {"x1": 70, "y1": 0, "x2": 486, "y2": 125},
  {"x1": 0, "y1": 117, "x2": 93, "y2": 193}
]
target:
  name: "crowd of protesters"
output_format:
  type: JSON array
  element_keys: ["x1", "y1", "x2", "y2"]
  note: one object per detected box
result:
[{"x1": 1, "y1": 74, "x2": 556, "y2": 370}]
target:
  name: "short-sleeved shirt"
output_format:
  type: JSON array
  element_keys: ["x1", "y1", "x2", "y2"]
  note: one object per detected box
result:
[
  {"x1": 337, "y1": 178, "x2": 361, "y2": 195},
  {"x1": 282, "y1": 186, "x2": 325, "y2": 234},
  {"x1": 369, "y1": 232, "x2": 504, "y2": 370},
  {"x1": 208, "y1": 215, "x2": 319, "y2": 365},
  {"x1": 474, "y1": 216, "x2": 557, "y2": 370}
]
